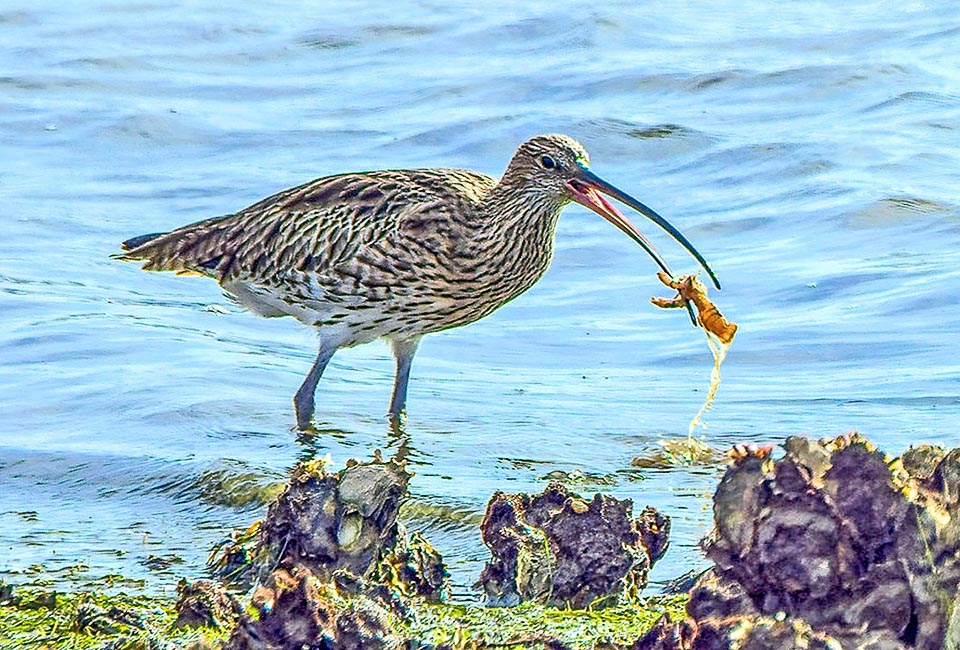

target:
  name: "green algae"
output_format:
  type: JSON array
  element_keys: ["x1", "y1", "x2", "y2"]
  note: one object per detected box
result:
[
  {"x1": 630, "y1": 436, "x2": 723, "y2": 469},
  {"x1": 0, "y1": 582, "x2": 225, "y2": 650},
  {"x1": 0, "y1": 579, "x2": 686, "y2": 650},
  {"x1": 190, "y1": 466, "x2": 285, "y2": 510},
  {"x1": 409, "y1": 595, "x2": 688, "y2": 648}
]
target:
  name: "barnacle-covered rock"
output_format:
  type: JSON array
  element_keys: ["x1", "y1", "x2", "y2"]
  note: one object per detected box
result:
[
  {"x1": 374, "y1": 527, "x2": 447, "y2": 602},
  {"x1": 475, "y1": 481, "x2": 669, "y2": 608},
  {"x1": 630, "y1": 433, "x2": 960, "y2": 650},
  {"x1": 252, "y1": 452, "x2": 448, "y2": 601},
  {"x1": 257, "y1": 453, "x2": 409, "y2": 581},
  {"x1": 222, "y1": 452, "x2": 450, "y2": 649}
]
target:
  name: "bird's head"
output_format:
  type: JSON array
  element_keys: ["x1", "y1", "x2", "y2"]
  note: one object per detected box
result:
[{"x1": 506, "y1": 134, "x2": 720, "y2": 289}]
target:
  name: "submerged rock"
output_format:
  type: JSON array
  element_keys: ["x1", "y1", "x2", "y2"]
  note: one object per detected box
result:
[
  {"x1": 475, "y1": 481, "x2": 670, "y2": 608},
  {"x1": 631, "y1": 433, "x2": 960, "y2": 650}
]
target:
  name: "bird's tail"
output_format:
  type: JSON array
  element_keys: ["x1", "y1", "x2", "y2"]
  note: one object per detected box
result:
[
  {"x1": 120, "y1": 232, "x2": 166, "y2": 251},
  {"x1": 115, "y1": 215, "x2": 231, "y2": 277}
]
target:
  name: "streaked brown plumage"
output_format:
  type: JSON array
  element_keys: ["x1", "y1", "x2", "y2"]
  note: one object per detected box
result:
[{"x1": 119, "y1": 134, "x2": 719, "y2": 429}]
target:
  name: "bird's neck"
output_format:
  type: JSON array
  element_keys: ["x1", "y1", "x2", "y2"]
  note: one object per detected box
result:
[
  {"x1": 478, "y1": 180, "x2": 567, "y2": 240},
  {"x1": 471, "y1": 181, "x2": 568, "y2": 294}
]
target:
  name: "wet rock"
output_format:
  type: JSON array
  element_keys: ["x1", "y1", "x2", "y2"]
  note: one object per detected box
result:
[
  {"x1": 221, "y1": 452, "x2": 450, "y2": 648},
  {"x1": 633, "y1": 613, "x2": 848, "y2": 650},
  {"x1": 75, "y1": 603, "x2": 123, "y2": 635},
  {"x1": 257, "y1": 453, "x2": 409, "y2": 580},
  {"x1": 374, "y1": 527, "x2": 447, "y2": 602},
  {"x1": 475, "y1": 482, "x2": 669, "y2": 608},
  {"x1": 0, "y1": 580, "x2": 14, "y2": 604},
  {"x1": 898, "y1": 444, "x2": 946, "y2": 482},
  {"x1": 13, "y1": 589, "x2": 57, "y2": 610},
  {"x1": 226, "y1": 567, "x2": 336, "y2": 650},
  {"x1": 224, "y1": 565, "x2": 400, "y2": 650},
  {"x1": 659, "y1": 569, "x2": 708, "y2": 596},
  {"x1": 253, "y1": 452, "x2": 447, "y2": 600},
  {"x1": 333, "y1": 597, "x2": 400, "y2": 650},
  {"x1": 631, "y1": 433, "x2": 960, "y2": 650},
  {"x1": 636, "y1": 505, "x2": 671, "y2": 566},
  {"x1": 628, "y1": 614, "x2": 697, "y2": 650},
  {"x1": 684, "y1": 570, "x2": 755, "y2": 622},
  {"x1": 74, "y1": 601, "x2": 145, "y2": 636},
  {"x1": 173, "y1": 578, "x2": 242, "y2": 630}
]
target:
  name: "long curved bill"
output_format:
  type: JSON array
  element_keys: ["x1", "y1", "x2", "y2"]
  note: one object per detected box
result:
[{"x1": 566, "y1": 164, "x2": 721, "y2": 290}]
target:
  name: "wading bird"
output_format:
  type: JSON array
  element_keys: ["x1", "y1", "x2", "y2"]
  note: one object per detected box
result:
[{"x1": 119, "y1": 134, "x2": 719, "y2": 429}]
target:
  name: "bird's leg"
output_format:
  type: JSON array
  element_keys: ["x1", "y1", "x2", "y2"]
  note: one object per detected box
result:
[
  {"x1": 294, "y1": 342, "x2": 338, "y2": 430},
  {"x1": 388, "y1": 337, "x2": 421, "y2": 420}
]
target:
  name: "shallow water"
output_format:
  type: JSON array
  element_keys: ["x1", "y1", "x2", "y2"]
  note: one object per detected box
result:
[{"x1": 1, "y1": 2, "x2": 959, "y2": 598}]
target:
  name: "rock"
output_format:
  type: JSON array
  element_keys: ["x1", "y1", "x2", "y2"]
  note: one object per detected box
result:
[
  {"x1": 899, "y1": 444, "x2": 946, "y2": 482},
  {"x1": 257, "y1": 453, "x2": 409, "y2": 581},
  {"x1": 475, "y1": 481, "x2": 669, "y2": 608},
  {"x1": 73, "y1": 601, "x2": 145, "y2": 637},
  {"x1": 374, "y1": 526, "x2": 448, "y2": 602},
  {"x1": 222, "y1": 452, "x2": 448, "y2": 648},
  {"x1": 628, "y1": 614, "x2": 697, "y2": 650},
  {"x1": 254, "y1": 452, "x2": 447, "y2": 601},
  {"x1": 173, "y1": 578, "x2": 242, "y2": 630},
  {"x1": 207, "y1": 521, "x2": 260, "y2": 589},
  {"x1": 684, "y1": 570, "x2": 755, "y2": 622},
  {"x1": 631, "y1": 433, "x2": 960, "y2": 650},
  {"x1": 224, "y1": 565, "x2": 400, "y2": 650},
  {"x1": 333, "y1": 597, "x2": 400, "y2": 650},
  {"x1": 74, "y1": 603, "x2": 122, "y2": 635},
  {"x1": 632, "y1": 612, "x2": 856, "y2": 650}
]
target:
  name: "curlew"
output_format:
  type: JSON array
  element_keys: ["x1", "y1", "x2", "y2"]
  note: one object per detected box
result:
[{"x1": 119, "y1": 134, "x2": 720, "y2": 429}]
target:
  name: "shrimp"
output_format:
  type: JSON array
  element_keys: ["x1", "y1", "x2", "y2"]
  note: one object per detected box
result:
[
  {"x1": 651, "y1": 272, "x2": 737, "y2": 344},
  {"x1": 651, "y1": 272, "x2": 738, "y2": 435}
]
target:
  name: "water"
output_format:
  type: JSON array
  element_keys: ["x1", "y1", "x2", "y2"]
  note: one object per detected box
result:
[{"x1": 1, "y1": 1, "x2": 959, "y2": 599}]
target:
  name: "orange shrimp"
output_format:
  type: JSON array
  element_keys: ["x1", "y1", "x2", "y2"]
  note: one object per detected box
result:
[{"x1": 651, "y1": 272, "x2": 737, "y2": 344}]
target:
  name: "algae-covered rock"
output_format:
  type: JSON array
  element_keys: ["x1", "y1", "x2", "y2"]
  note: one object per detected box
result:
[
  {"x1": 173, "y1": 578, "x2": 242, "y2": 630},
  {"x1": 374, "y1": 526, "x2": 447, "y2": 602},
  {"x1": 637, "y1": 433, "x2": 960, "y2": 650},
  {"x1": 224, "y1": 565, "x2": 400, "y2": 650},
  {"x1": 636, "y1": 614, "x2": 845, "y2": 650},
  {"x1": 221, "y1": 452, "x2": 452, "y2": 648},
  {"x1": 207, "y1": 521, "x2": 261, "y2": 588},
  {"x1": 475, "y1": 481, "x2": 669, "y2": 608}
]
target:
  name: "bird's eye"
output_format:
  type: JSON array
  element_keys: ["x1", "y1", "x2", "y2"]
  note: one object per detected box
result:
[{"x1": 540, "y1": 155, "x2": 556, "y2": 170}]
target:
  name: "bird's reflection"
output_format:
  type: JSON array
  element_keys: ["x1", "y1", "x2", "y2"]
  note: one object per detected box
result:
[
  {"x1": 291, "y1": 417, "x2": 419, "y2": 466},
  {"x1": 293, "y1": 422, "x2": 352, "y2": 464}
]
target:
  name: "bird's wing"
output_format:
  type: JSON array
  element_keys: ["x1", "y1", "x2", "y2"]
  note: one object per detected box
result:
[{"x1": 119, "y1": 169, "x2": 497, "y2": 286}]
